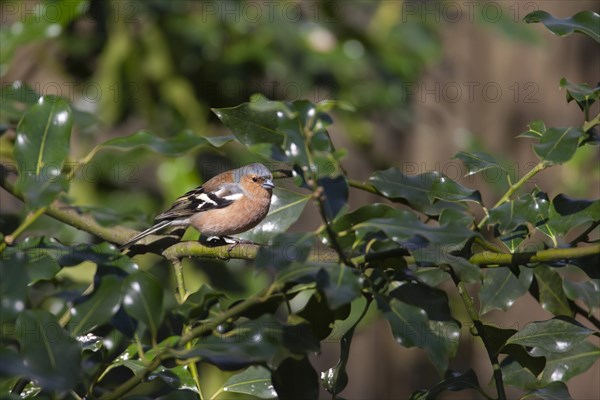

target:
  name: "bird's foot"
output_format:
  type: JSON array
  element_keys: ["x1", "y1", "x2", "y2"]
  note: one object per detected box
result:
[{"x1": 222, "y1": 236, "x2": 259, "y2": 254}]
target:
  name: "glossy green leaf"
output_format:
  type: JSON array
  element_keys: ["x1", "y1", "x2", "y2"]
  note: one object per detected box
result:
[
  {"x1": 220, "y1": 366, "x2": 276, "y2": 399},
  {"x1": 331, "y1": 203, "x2": 399, "y2": 251},
  {"x1": 319, "y1": 175, "x2": 349, "y2": 219},
  {"x1": 428, "y1": 175, "x2": 482, "y2": 204},
  {"x1": 122, "y1": 271, "x2": 164, "y2": 340},
  {"x1": 439, "y1": 207, "x2": 475, "y2": 228},
  {"x1": 272, "y1": 357, "x2": 319, "y2": 400},
  {"x1": 548, "y1": 195, "x2": 600, "y2": 236},
  {"x1": 522, "y1": 381, "x2": 573, "y2": 400},
  {"x1": 353, "y1": 206, "x2": 478, "y2": 249},
  {"x1": 369, "y1": 169, "x2": 464, "y2": 215},
  {"x1": 506, "y1": 318, "x2": 594, "y2": 353},
  {"x1": 412, "y1": 266, "x2": 451, "y2": 287},
  {"x1": 500, "y1": 357, "x2": 540, "y2": 390},
  {"x1": 180, "y1": 315, "x2": 315, "y2": 370},
  {"x1": 113, "y1": 355, "x2": 199, "y2": 394},
  {"x1": 255, "y1": 232, "x2": 314, "y2": 271},
  {"x1": 533, "y1": 266, "x2": 572, "y2": 316},
  {"x1": 148, "y1": 365, "x2": 199, "y2": 393},
  {"x1": 212, "y1": 101, "x2": 285, "y2": 147},
  {"x1": 447, "y1": 257, "x2": 482, "y2": 283},
  {"x1": 321, "y1": 326, "x2": 354, "y2": 395},
  {"x1": 562, "y1": 279, "x2": 600, "y2": 311},
  {"x1": 15, "y1": 310, "x2": 81, "y2": 390},
  {"x1": 518, "y1": 120, "x2": 546, "y2": 139},
  {"x1": 1, "y1": 81, "x2": 39, "y2": 123},
  {"x1": 378, "y1": 296, "x2": 459, "y2": 374},
  {"x1": 8, "y1": 237, "x2": 138, "y2": 273},
  {"x1": 390, "y1": 283, "x2": 453, "y2": 321},
  {"x1": 453, "y1": 151, "x2": 506, "y2": 176},
  {"x1": 410, "y1": 369, "x2": 483, "y2": 400},
  {"x1": 97, "y1": 129, "x2": 229, "y2": 157},
  {"x1": 237, "y1": 187, "x2": 311, "y2": 243},
  {"x1": 524, "y1": 10, "x2": 600, "y2": 42},
  {"x1": 533, "y1": 127, "x2": 584, "y2": 164},
  {"x1": 480, "y1": 267, "x2": 533, "y2": 314},
  {"x1": 67, "y1": 275, "x2": 123, "y2": 337},
  {"x1": 23, "y1": 254, "x2": 61, "y2": 283},
  {"x1": 1, "y1": 1, "x2": 86, "y2": 68},
  {"x1": 297, "y1": 293, "x2": 350, "y2": 341},
  {"x1": 560, "y1": 78, "x2": 599, "y2": 111},
  {"x1": 532, "y1": 340, "x2": 599, "y2": 384},
  {"x1": 175, "y1": 284, "x2": 223, "y2": 321},
  {"x1": 14, "y1": 96, "x2": 73, "y2": 208},
  {"x1": 0, "y1": 253, "x2": 29, "y2": 323},
  {"x1": 317, "y1": 264, "x2": 362, "y2": 309},
  {"x1": 488, "y1": 191, "x2": 553, "y2": 250},
  {"x1": 277, "y1": 263, "x2": 361, "y2": 309}
]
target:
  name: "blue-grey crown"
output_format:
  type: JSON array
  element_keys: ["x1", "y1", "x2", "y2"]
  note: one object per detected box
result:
[{"x1": 235, "y1": 163, "x2": 272, "y2": 182}]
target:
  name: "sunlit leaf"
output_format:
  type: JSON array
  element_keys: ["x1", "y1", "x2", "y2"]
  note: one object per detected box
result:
[
  {"x1": 453, "y1": 151, "x2": 506, "y2": 177},
  {"x1": 237, "y1": 187, "x2": 311, "y2": 243},
  {"x1": 533, "y1": 127, "x2": 584, "y2": 165},
  {"x1": 14, "y1": 96, "x2": 72, "y2": 208},
  {"x1": 480, "y1": 267, "x2": 533, "y2": 314},
  {"x1": 378, "y1": 295, "x2": 459, "y2": 374},
  {"x1": 220, "y1": 366, "x2": 276, "y2": 399},
  {"x1": 506, "y1": 318, "x2": 594, "y2": 353},
  {"x1": 67, "y1": 275, "x2": 123, "y2": 337},
  {"x1": 533, "y1": 266, "x2": 572, "y2": 316},
  {"x1": 321, "y1": 326, "x2": 354, "y2": 395},
  {"x1": 428, "y1": 175, "x2": 482, "y2": 204},
  {"x1": 533, "y1": 340, "x2": 599, "y2": 384},
  {"x1": 562, "y1": 279, "x2": 600, "y2": 312},
  {"x1": 518, "y1": 120, "x2": 546, "y2": 139},
  {"x1": 369, "y1": 169, "x2": 465, "y2": 215}
]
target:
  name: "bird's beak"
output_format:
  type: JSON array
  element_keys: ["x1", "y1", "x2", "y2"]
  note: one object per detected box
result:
[{"x1": 262, "y1": 179, "x2": 275, "y2": 189}]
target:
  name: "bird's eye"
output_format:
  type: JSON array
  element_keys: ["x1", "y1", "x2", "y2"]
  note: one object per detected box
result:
[{"x1": 252, "y1": 176, "x2": 258, "y2": 182}]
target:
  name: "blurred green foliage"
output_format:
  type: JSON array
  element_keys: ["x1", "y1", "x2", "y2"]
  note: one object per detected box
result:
[{"x1": 0, "y1": 2, "x2": 599, "y2": 400}]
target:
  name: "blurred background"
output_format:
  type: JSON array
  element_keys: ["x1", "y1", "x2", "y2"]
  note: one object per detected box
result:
[{"x1": 1, "y1": 0, "x2": 598, "y2": 398}]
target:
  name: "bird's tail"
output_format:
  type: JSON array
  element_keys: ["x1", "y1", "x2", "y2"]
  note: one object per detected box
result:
[{"x1": 119, "y1": 220, "x2": 173, "y2": 250}]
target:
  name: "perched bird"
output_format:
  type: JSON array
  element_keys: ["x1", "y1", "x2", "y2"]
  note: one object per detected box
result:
[{"x1": 120, "y1": 163, "x2": 274, "y2": 250}]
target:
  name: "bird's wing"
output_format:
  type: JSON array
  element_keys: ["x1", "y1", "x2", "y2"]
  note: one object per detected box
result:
[{"x1": 154, "y1": 186, "x2": 234, "y2": 222}]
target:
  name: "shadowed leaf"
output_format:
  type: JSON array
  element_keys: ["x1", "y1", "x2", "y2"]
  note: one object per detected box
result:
[{"x1": 524, "y1": 10, "x2": 600, "y2": 42}]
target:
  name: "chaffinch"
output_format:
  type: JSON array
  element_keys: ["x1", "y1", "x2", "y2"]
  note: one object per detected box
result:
[{"x1": 120, "y1": 163, "x2": 274, "y2": 249}]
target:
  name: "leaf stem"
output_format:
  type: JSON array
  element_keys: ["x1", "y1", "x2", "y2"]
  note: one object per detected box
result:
[
  {"x1": 0, "y1": 206, "x2": 47, "y2": 253},
  {"x1": 166, "y1": 256, "x2": 203, "y2": 399},
  {"x1": 477, "y1": 160, "x2": 548, "y2": 229},
  {"x1": 583, "y1": 111, "x2": 600, "y2": 132},
  {"x1": 450, "y1": 274, "x2": 506, "y2": 400},
  {"x1": 348, "y1": 179, "x2": 379, "y2": 195}
]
